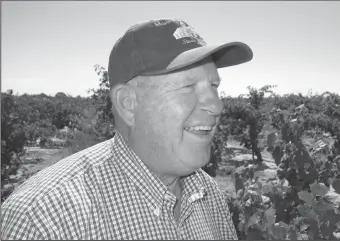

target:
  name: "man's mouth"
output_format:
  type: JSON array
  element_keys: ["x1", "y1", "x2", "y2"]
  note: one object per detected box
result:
[{"x1": 184, "y1": 126, "x2": 213, "y2": 135}]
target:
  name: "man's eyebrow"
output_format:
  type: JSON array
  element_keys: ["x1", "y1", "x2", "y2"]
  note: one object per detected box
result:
[
  {"x1": 164, "y1": 75, "x2": 195, "y2": 87},
  {"x1": 163, "y1": 75, "x2": 221, "y2": 88},
  {"x1": 184, "y1": 75, "x2": 221, "y2": 83}
]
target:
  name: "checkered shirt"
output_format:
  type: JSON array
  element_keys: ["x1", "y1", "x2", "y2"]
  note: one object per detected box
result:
[{"x1": 1, "y1": 132, "x2": 237, "y2": 240}]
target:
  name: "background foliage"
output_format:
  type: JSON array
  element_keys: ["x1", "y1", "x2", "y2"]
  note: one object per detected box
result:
[{"x1": 2, "y1": 65, "x2": 340, "y2": 239}]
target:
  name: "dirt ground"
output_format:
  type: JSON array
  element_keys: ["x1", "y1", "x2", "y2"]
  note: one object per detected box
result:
[
  {"x1": 21, "y1": 146, "x2": 71, "y2": 176},
  {"x1": 214, "y1": 139, "x2": 278, "y2": 196}
]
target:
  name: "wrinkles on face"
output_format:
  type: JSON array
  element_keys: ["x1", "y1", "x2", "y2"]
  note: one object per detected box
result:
[
  {"x1": 129, "y1": 59, "x2": 224, "y2": 181},
  {"x1": 175, "y1": 71, "x2": 222, "y2": 128},
  {"x1": 197, "y1": 83, "x2": 223, "y2": 116}
]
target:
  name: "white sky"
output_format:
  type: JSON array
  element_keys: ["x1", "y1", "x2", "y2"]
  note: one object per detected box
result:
[{"x1": 2, "y1": 1, "x2": 340, "y2": 97}]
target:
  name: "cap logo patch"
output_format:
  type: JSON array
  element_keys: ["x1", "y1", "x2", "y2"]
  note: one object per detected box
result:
[
  {"x1": 173, "y1": 21, "x2": 207, "y2": 46},
  {"x1": 153, "y1": 20, "x2": 172, "y2": 27}
]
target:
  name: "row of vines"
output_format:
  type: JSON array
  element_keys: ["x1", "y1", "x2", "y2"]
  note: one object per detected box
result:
[
  {"x1": 2, "y1": 65, "x2": 340, "y2": 239},
  {"x1": 210, "y1": 87, "x2": 340, "y2": 239}
]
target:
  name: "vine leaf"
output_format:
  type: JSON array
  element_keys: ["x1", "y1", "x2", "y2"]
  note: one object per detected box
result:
[
  {"x1": 246, "y1": 213, "x2": 259, "y2": 232},
  {"x1": 237, "y1": 220, "x2": 245, "y2": 232},
  {"x1": 332, "y1": 179, "x2": 340, "y2": 195},
  {"x1": 278, "y1": 221, "x2": 289, "y2": 231},
  {"x1": 253, "y1": 171, "x2": 262, "y2": 181},
  {"x1": 319, "y1": 208, "x2": 340, "y2": 224},
  {"x1": 271, "y1": 222, "x2": 289, "y2": 240},
  {"x1": 313, "y1": 201, "x2": 334, "y2": 216},
  {"x1": 298, "y1": 191, "x2": 315, "y2": 205},
  {"x1": 265, "y1": 207, "x2": 276, "y2": 228},
  {"x1": 320, "y1": 221, "x2": 333, "y2": 239},
  {"x1": 287, "y1": 226, "x2": 298, "y2": 240},
  {"x1": 262, "y1": 183, "x2": 273, "y2": 194},
  {"x1": 310, "y1": 183, "x2": 329, "y2": 197},
  {"x1": 297, "y1": 204, "x2": 318, "y2": 220}
]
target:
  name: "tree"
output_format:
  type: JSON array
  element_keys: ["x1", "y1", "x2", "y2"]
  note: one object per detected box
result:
[
  {"x1": 223, "y1": 85, "x2": 276, "y2": 164},
  {"x1": 88, "y1": 64, "x2": 115, "y2": 141},
  {"x1": 1, "y1": 90, "x2": 26, "y2": 192},
  {"x1": 203, "y1": 124, "x2": 228, "y2": 177}
]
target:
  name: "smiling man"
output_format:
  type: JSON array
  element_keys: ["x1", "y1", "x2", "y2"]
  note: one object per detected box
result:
[{"x1": 1, "y1": 19, "x2": 253, "y2": 240}]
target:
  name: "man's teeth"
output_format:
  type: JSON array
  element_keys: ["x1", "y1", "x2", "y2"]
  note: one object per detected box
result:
[{"x1": 185, "y1": 126, "x2": 213, "y2": 131}]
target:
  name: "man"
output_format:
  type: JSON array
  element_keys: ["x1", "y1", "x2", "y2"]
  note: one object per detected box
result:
[{"x1": 1, "y1": 19, "x2": 253, "y2": 240}]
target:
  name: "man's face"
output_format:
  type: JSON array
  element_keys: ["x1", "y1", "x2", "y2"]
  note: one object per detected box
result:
[{"x1": 132, "y1": 59, "x2": 223, "y2": 177}]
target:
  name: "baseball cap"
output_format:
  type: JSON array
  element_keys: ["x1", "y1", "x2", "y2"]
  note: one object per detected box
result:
[{"x1": 108, "y1": 19, "x2": 253, "y2": 88}]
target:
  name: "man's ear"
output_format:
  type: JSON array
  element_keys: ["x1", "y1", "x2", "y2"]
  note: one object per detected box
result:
[{"x1": 110, "y1": 84, "x2": 136, "y2": 127}]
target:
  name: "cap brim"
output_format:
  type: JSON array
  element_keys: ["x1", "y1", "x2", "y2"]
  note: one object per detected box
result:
[{"x1": 141, "y1": 42, "x2": 253, "y2": 76}]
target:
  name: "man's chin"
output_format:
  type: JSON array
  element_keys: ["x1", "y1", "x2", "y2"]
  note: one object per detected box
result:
[
  {"x1": 178, "y1": 153, "x2": 210, "y2": 173},
  {"x1": 173, "y1": 141, "x2": 211, "y2": 174}
]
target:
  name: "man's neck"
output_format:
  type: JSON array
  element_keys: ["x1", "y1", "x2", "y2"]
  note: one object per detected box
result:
[
  {"x1": 122, "y1": 129, "x2": 183, "y2": 198},
  {"x1": 166, "y1": 177, "x2": 183, "y2": 223},
  {"x1": 165, "y1": 177, "x2": 182, "y2": 197},
  {"x1": 122, "y1": 130, "x2": 184, "y2": 221}
]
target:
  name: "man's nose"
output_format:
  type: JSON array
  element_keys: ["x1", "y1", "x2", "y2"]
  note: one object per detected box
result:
[{"x1": 198, "y1": 87, "x2": 224, "y2": 116}]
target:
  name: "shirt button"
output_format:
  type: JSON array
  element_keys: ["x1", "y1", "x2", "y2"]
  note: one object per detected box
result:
[
  {"x1": 153, "y1": 207, "x2": 160, "y2": 217},
  {"x1": 189, "y1": 193, "x2": 198, "y2": 202}
]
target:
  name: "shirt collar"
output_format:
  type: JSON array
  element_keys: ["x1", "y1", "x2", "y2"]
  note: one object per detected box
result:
[
  {"x1": 111, "y1": 131, "x2": 207, "y2": 209},
  {"x1": 182, "y1": 171, "x2": 207, "y2": 203}
]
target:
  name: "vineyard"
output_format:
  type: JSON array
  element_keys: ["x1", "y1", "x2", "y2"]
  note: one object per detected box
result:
[
  {"x1": 1, "y1": 65, "x2": 340, "y2": 240},
  {"x1": 210, "y1": 88, "x2": 340, "y2": 240}
]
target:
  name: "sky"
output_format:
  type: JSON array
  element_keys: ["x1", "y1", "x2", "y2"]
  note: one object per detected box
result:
[{"x1": 2, "y1": 1, "x2": 340, "y2": 97}]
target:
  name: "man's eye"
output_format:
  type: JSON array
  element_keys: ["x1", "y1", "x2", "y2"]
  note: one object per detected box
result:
[
  {"x1": 212, "y1": 83, "x2": 219, "y2": 88},
  {"x1": 183, "y1": 84, "x2": 194, "y2": 89}
]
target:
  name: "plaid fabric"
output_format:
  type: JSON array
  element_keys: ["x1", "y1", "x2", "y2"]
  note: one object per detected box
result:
[{"x1": 1, "y1": 132, "x2": 237, "y2": 240}]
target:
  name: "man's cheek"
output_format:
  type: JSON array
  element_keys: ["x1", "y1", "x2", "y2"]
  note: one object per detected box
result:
[{"x1": 177, "y1": 97, "x2": 198, "y2": 118}]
